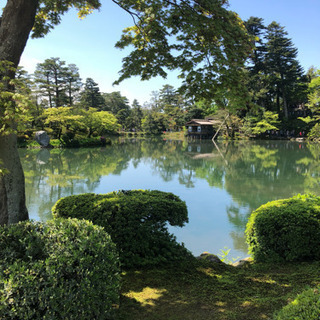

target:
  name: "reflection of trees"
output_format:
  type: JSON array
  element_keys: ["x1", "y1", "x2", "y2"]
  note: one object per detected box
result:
[
  {"x1": 224, "y1": 141, "x2": 314, "y2": 210},
  {"x1": 135, "y1": 139, "x2": 320, "y2": 254},
  {"x1": 142, "y1": 139, "x2": 196, "y2": 185},
  {"x1": 20, "y1": 139, "x2": 320, "y2": 254},
  {"x1": 226, "y1": 205, "x2": 250, "y2": 253},
  {"x1": 222, "y1": 141, "x2": 317, "y2": 254},
  {"x1": 299, "y1": 143, "x2": 320, "y2": 194},
  {"x1": 20, "y1": 144, "x2": 133, "y2": 221}
]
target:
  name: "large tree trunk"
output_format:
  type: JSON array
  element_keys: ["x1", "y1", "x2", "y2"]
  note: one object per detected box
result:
[
  {"x1": 0, "y1": 0, "x2": 39, "y2": 224},
  {"x1": 0, "y1": 135, "x2": 28, "y2": 224}
]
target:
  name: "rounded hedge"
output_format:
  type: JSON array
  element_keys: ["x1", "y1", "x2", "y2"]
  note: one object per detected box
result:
[
  {"x1": 246, "y1": 194, "x2": 320, "y2": 262},
  {"x1": 0, "y1": 218, "x2": 120, "y2": 320},
  {"x1": 274, "y1": 287, "x2": 320, "y2": 320},
  {"x1": 52, "y1": 190, "x2": 192, "y2": 268}
]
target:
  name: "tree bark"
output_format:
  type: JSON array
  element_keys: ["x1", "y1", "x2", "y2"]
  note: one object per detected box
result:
[
  {"x1": 0, "y1": 0, "x2": 39, "y2": 224},
  {"x1": 0, "y1": 178, "x2": 8, "y2": 226},
  {"x1": 0, "y1": 134, "x2": 28, "y2": 224},
  {"x1": 0, "y1": 0, "x2": 38, "y2": 66}
]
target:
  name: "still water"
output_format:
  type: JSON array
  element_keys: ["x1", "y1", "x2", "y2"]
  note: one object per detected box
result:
[{"x1": 19, "y1": 139, "x2": 320, "y2": 259}]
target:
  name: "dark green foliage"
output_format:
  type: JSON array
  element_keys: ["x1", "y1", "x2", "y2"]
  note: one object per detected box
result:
[
  {"x1": 0, "y1": 219, "x2": 120, "y2": 320},
  {"x1": 80, "y1": 78, "x2": 105, "y2": 110},
  {"x1": 60, "y1": 134, "x2": 111, "y2": 148},
  {"x1": 60, "y1": 131, "x2": 80, "y2": 147},
  {"x1": 52, "y1": 190, "x2": 191, "y2": 268},
  {"x1": 246, "y1": 194, "x2": 320, "y2": 262},
  {"x1": 274, "y1": 287, "x2": 320, "y2": 320}
]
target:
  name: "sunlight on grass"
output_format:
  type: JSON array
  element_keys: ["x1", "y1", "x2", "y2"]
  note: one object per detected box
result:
[
  {"x1": 241, "y1": 301, "x2": 253, "y2": 307},
  {"x1": 123, "y1": 287, "x2": 167, "y2": 307},
  {"x1": 251, "y1": 277, "x2": 277, "y2": 284}
]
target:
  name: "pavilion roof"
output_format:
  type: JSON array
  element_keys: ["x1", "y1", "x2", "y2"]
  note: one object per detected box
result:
[{"x1": 185, "y1": 119, "x2": 220, "y2": 126}]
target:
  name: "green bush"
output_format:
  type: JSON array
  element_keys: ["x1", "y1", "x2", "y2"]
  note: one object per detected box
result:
[
  {"x1": 52, "y1": 190, "x2": 191, "y2": 268},
  {"x1": 274, "y1": 287, "x2": 320, "y2": 319},
  {"x1": 246, "y1": 194, "x2": 320, "y2": 262},
  {"x1": 307, "y1": 123, "x2": 320, "y2": 141},
  {"x1": 0, "y1": 218, "x2": 120, "y2": 320},
  {"x1": 49, "y1": 139, "x2": 61, "y2": 147},
  {"x1": 60, "y1": 131, "x2": 80, "y2": 148}
]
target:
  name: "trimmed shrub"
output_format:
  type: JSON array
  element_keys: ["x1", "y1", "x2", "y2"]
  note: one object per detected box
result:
[
  {"x1": 246, "y1": 194, "x2": 320, "y2": 262},
  {"x1": 0, "y1": 218, "x2": 120, "y2": 320},
  {"x1": 52, "y1": 190, "x2": 191, "y2": 268},
  {"x1": 274, "y1": 287, "x2": 320, "y2": 320}
]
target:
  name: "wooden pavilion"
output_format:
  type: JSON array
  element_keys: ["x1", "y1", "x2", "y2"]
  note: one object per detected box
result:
[{"x1": 185, "y1": 119, "x2": 220, "y2": 139}]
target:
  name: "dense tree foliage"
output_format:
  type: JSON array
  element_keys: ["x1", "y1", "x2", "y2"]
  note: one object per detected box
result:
[
  {"x1": 128, "y1": 99, "x2": 144, "y2": 131},
  {"x1": 113, "y1": 0, "x2": 252, "y2": 104},
  {"x1": 244, "y1": 18, "x2": 308, "y2": 121},
  {"x1": 306, "y1": 69, "x2": 320, "y2": 118},
  {"x1": 80, "y1": 77, "x2": 105, "y2": 110},
  {"x1": 34, "y1": 58, "x2": 68, "y2": 108}
]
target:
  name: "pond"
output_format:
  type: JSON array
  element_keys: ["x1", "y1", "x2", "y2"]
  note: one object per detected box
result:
[{"x1": 19, "y1": 139, "x2": 320, "y2": 260}]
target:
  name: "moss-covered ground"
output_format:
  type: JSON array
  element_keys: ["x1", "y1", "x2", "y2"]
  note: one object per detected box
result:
[{"x1": 115, "y1": 258, "x2": 320, "y2": 320}]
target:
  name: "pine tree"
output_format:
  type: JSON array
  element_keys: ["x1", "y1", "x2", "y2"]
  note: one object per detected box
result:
[
  {"x1": 64, "y1": 64, "x2": 82, "y2": 106},
  {"x1": 265, "y1": 22, "x2": 305, "y2": 118},
  {"x1": 34, "y1": 58, "x2": 69, "y2": 108},
  {"x1": 245, "y1": 17, "x2": 266, "y2": 74},
  {"x1": 80, "y1": 78, "x2": 105, "y2": 110}
]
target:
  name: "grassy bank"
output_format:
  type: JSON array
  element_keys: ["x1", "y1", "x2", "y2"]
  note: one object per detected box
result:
[{"x1": 115, "y1": 258, "x2": 320, "y2": 320}]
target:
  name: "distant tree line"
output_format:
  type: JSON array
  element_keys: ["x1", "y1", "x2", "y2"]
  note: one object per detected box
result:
[
  {"x1": 17, "y1": 58, "x2": 203, "y2": 136},
  {"x1": 17, "y1": 18, "x2": 320, "y2": 139}
]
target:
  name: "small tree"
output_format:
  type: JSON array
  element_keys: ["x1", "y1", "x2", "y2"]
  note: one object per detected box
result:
[
  {"x1": 243, "y1": 110, "x2": 280, "y2": 136},
  {"x1": 307, "y1": 69, "x2": 320, "y2": 116},
  {"x1": 127, "y1": 99, "x2": 143, "y2": 131},
  {"x1": 43, "y1": 106, "x2": 83, "y2": 139},
  {"x1": 299, "y1": 68, "x2": 320, "y2": 139},
  {"x1": 80, "y1": 108, "x2": 120, "y2": 137}
]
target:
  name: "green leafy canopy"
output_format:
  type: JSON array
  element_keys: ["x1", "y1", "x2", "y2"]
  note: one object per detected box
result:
[
  {"x1": 32, "y1": 1, "x2": 102, "y2": 38},
  {"x1": 12, "y1": 0, "x2": 253, "y2": 109},
  {"x1": 112, "y1": 0, "x2": 253, "y2": 102}
]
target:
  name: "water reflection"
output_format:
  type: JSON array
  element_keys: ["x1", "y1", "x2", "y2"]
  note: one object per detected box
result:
[{"x1": 19, "y1": 139, "x2": 320, "y2": 258}]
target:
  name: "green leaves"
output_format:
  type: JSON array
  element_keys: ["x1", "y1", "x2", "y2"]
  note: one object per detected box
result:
[
  {"x1": 52, "y1": 190, "x2": 191, "y2": 268},
  {"x1": 34, "y1": 58, "x2": 82, "y2": 108},
  {"x1": 80, "y1": 107, "x2": 120, "y2": 136},
  {"x1": 114, "y1": 0, "x2": 252, "y2": 102},
  {"x1": 251, "y1": 111, "x2": 280, "y2": 135},
  {"x1": 0, "y1": 219, "x2": 120, "y2": 319},
  {"x1": 246, "y1": 194, "x2": 320, "y2": 263},
  {"x1": 307, "y1": 69, "x2": 320, "y2": 113},
  {"x1": 32, "y1": 0, "x2": 101, "y2": 38},
  {"x1": 0, "y1": 61, "x2": 35, "y2": 136}
]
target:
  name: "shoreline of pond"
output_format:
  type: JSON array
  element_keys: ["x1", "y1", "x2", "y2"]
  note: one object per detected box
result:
[{"x1": 17, "y1": 132, "x2": 311, "y2": 149}]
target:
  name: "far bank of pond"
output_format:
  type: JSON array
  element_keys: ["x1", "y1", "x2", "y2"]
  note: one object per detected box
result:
[{"x1": 19, "y1": 138, "x2": 320, "y2": 260}]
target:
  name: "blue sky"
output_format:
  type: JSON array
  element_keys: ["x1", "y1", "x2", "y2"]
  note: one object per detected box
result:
[{"x1": 17, "y1": 0, "x2": 320, "y2": 105}]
